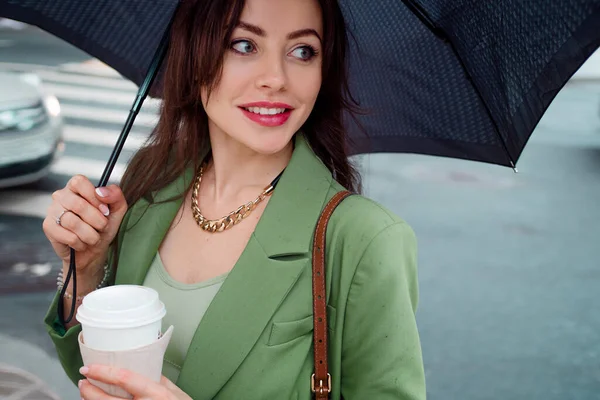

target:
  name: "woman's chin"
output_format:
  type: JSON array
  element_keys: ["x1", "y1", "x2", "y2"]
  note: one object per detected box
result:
[
  {"x1": 239, "y1": 131, "x2": 296, "y2": 156},
  {"x1": 251, "y1": 140, "x2": 294, "y2": 156}
]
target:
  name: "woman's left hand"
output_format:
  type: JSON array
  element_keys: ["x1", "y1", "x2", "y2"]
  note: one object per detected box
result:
[{"x1": 78, "y1": 365, "x2": 191, "y2": 399}]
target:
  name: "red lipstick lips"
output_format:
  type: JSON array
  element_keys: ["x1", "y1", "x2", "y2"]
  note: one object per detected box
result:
[{"x1": 239, "y1": 102, "x2": 293, "y2": 127}]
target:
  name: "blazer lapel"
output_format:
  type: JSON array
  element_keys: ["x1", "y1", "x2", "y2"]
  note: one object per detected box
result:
[
  {"x1": 176, "y1": 238, "x2": 308, "y2": 399},
  {"x1": 177, "y1": 134, "x2": 339, "y2": 399},
  {"x1": 115, "y1": 166, "x2": 195, "y2": 285}
]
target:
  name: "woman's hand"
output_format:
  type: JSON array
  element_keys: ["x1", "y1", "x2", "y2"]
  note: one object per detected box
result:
[
  {"x1": 78, "y1": 365, "x2": 191, "y2": 400},
  {"x1": 42, "y1": 175, "x2": 128, "y2": 273}
]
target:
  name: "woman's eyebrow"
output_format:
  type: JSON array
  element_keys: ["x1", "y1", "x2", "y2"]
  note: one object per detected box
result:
[
  {"x1": 237, "y1": 21, "x2": 264, "y2": 36},
  {"x1": 287, "y1": 28, "x2": 322, "y2": 43},
  {"x1": 237, "y1": 21, "x2": 322, "y2": 43}
]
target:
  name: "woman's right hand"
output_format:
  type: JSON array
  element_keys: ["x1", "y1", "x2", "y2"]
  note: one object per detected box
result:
[{"x1": 42, "y1": 174, "x2": 129, "y2": 275}]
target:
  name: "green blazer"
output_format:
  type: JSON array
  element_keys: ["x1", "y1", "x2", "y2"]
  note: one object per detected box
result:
[{"x1": 44, "y1": 134, "x2": 426, "y2": 399}]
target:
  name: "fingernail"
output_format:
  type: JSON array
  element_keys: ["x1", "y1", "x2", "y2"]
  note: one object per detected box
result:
[
  {"x1": 78, "y1": 379, "x2": 82, "y2": 388},
  {"x1": 95, "y1": 187, "x2": 109, "y2": 197},
  {"x1": 99, "y1": 204, "x2": 110, "y2": 216},
  {"x1": 80, "y1": 366, "x2": 89, "y2": 375}
]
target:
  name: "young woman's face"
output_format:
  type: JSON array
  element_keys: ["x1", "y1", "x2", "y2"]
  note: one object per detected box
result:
[{"x1": 202, "y1": 0, "x2": 323, "y2": 155}]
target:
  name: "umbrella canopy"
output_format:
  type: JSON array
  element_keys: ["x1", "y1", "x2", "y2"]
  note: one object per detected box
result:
[
  {"x1": 2, "y1": 0, "x2": 600, "y2": 167},
  {"x1": 344, "y1": 0, "x2": 600, "y2": 167},
  {"x1": 2, "y1": 0, "x2": 599, "y2": 168}
]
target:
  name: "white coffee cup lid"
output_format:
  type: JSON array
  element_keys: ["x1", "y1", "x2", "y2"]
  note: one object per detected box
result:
[{"x1": 77, "y1": 285, "x2": 166, "y2": 329}]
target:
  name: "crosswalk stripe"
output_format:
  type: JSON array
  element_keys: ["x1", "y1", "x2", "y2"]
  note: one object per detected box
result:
[
  {"x1": 35, "y1": 69, "x2": 139, "y2": 91},
  {"x1": 61, "y1": 104, "x2": 158, "y2": 128},
  {"x1": 0, "y1": 61, "x2": 139, "y2": 92},
  {"x1": 62, "y1": 125, "x2": 149, "y2": 150},
  {"x1": 0, "y1": 190, "x2": 51, "y2": 219},
  {"x1": 44, "y1": 82, "x2": 161, "y2": 113},
  {"x1": 50, "y1": 156, "x2": 125, "y2": 183},
  {"x1": 0, "y1": 61, "x2": 59, "y2": 73},
  {"x1": 59, "y1": 61, "x2": 123, "y2": 78}
]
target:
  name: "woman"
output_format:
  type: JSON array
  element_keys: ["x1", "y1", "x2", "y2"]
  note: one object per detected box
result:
[{"x1": 42, "y1": 0, "x2": 426, "y2": 398}]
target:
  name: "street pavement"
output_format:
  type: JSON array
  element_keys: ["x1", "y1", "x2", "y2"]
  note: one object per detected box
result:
[{"x1": 0, "y1": 25, "x2": 599, "y2": 400}]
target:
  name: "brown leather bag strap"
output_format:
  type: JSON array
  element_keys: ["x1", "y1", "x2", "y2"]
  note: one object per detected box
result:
[{"x1": 312, "y1": 190, "x2": 353, "y2": 399}]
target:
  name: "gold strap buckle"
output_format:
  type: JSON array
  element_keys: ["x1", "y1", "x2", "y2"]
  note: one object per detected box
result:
[{"x1": 311, "y1": 373, "x2": 331, "y2": 394}]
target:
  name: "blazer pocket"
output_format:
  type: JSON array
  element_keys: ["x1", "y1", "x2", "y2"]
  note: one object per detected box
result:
[{"x1": 268, "y1": 305, "x2": 337, "y2": 346}]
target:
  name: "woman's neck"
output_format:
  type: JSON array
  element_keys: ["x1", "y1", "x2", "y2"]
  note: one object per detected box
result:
[{"x1": 203, "y1": 130, "x2": 293, "y2": 202}]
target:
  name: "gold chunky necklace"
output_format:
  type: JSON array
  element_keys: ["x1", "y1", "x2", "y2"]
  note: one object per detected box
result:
[{"x1": 191, "y1": 163, "x2": 284, "y2": 233}]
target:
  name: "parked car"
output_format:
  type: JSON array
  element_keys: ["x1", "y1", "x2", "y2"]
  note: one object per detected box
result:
[{"x1": 0, "y1": 71, "x2": 64, "y2": 188}]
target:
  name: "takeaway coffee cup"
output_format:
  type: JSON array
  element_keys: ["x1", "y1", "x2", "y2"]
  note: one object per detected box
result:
[{"x1": 76, "y1": 285, "x2": 166, "y2": 351}]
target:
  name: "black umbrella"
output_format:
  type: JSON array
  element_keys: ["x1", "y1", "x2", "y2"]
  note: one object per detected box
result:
[{"x1": 1, "y1": 0, "x2": 599, "y2": 324}]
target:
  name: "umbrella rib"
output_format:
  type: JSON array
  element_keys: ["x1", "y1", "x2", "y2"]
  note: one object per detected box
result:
[
  {"x1": 442, "y1": 35, "x2": 518, "y2": 171},
  {"x1": 400, "y1": 0, "x2": 447, "y2": 41},
  {"x1": 401, "y1": 1, "x2": 518, "y2": 171}
]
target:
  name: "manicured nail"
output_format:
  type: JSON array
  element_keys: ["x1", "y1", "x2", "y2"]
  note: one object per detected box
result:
[
  {"x1": 99, "y1": 204, "x2": 110, "y2": 216},
  {"x1": 80, "y1": 366, "x2": 89, "y2": 375},
  {"x1": 95, "y1": 187, "x2": 109, "y2": 197}
]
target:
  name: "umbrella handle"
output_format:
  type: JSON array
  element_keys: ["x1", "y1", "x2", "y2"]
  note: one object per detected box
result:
[
  {"x1": 58, "y1": 17, "x2": 173, "y2": 325},
  {"x1": 57, "y1": 255, "x2": 77, "y2": 323}
]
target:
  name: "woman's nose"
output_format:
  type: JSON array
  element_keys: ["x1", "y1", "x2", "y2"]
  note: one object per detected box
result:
[{"x1": 255, "y1": 55, "x2": 287, "y2": 91}]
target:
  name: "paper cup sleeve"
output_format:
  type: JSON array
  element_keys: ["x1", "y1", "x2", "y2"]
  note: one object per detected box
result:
[{"x1": 78, "y1": 325, "x2": 174, "y2": 399}]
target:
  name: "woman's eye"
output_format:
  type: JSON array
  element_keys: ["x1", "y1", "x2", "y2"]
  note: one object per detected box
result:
[
  {"x1": 290, "y1": 46, "x2": 317, "y2": 61},
  {"x1": 231, "y1": 40, "x2": 256, "y2": 54}
]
